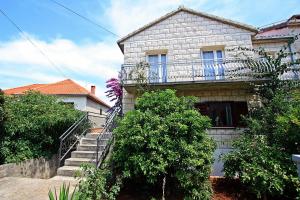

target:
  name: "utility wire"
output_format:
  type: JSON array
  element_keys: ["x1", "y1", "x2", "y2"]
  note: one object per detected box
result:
[
  {"x1": 0, "y1": 7, "x2": 68, "y2": 78},
  {"x1": 49, "y1": 0, "x2": 119, "y2": 37}
]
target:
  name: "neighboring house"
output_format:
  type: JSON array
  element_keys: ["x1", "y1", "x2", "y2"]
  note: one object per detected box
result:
[
  {"x1": 4, "y1": 79, "x2": 110, "y2": 126},
  {"x1": 117, "y1": 6, "x2": 300, "y2": 176}
]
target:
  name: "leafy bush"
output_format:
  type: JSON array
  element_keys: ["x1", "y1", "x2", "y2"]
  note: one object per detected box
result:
[
  {"x1": 1, "y1": 91, "x2": 82, "y2": 163},
  {"x1": 222, "y1": 34, "x2": 300, "y2": 199},
  {"x1": 112, "y1": 89, "x2": 216, "y2": 199},
  {"x1": 75, "y1": 164, "x2": 121, "y2": 200},
  {"x1": 223, "y1": 91, "x2": 300, "y2": 199},
  {"x1": 0, "y1": 89, "x2": 5, "y2": 163},
  {"x1": 223, "y1": 135, "x2": 300, "y2": 199}
]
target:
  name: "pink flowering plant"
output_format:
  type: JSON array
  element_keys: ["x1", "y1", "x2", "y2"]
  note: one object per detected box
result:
[{"x1": 105, "y1": 78, "x2": 122, "y2": 102}]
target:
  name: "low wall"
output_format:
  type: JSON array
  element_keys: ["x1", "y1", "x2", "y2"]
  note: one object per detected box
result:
[
  {"x1": 0, "y1": 154, "x2": 58, "y2": 179},
  {"x1": 208, "y1": 128, "x2": 243, "y2": 176}
]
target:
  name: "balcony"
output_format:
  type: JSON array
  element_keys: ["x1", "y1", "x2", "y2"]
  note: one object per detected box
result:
[{"x1": 121, "y1": 59, "x2": 300, "y2": 86}]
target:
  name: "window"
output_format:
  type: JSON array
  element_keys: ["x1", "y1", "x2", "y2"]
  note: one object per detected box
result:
[
  {"x1": 202, "y1": 50, "x2": 225, "y2": 80},
  {"x1": 148, "y1": 54, "x2": 167, "y2": 83},
  {"x1": 100, "y1": 108, "x2": 103, "y2": 115},
  {"x1": 195, "y1": 101, "x2": 248, "y2": 127}
]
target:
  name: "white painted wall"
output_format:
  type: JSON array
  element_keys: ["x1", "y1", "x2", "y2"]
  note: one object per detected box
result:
[{"x1": 57, "y1": 95, "x2": 87, "y2": 111}]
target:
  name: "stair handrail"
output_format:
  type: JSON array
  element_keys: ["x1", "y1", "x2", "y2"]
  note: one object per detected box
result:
[
  {"x1": 58, "y1": 112, "x2": 90, "y2": 166},
  {"x1": 95, "y1": 101, "x2": 122, "y2": 168}
]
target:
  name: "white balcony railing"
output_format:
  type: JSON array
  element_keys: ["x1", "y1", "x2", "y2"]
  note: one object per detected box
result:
[{"x1": 121, "y1": 59, "x2": 300, "y2": 85}]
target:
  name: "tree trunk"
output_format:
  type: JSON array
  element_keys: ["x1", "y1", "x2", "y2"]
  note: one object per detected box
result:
[{"x1": 162, "y1": 175, "x2": 166, "y2": 200}]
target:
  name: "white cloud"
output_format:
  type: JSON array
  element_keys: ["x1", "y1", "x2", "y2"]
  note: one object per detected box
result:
[
  {"x1": 104, "y1": 0, "x2": 250, "y2": 37},
  {"x1": 0, "y1": 35, "x2": 123, "y2": 80},
  {"x1": 105, "y1": 0, "x2": 206, "y2": 36},
  {"x1": 0, "y1": 34, "x2": 123, "y2": 105}
]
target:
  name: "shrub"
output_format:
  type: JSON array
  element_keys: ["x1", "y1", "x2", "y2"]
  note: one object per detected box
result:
[
  {"x1": 223, "y1": 91, "x2": 300, "y2": 199},
  {"x1": 0, "y1": 89, "x2": 5, "y2": 163},
  {"x1": 75, "y1": 164, "x2": 121, "y2": 200},
  {"x1": 112, "y1": 89, "x2": 216, "y2": 199},
  {"x1": 223, "y1": 135, "x2": 300, "y2": 199},
  {"x1": 1, "y1": 91, "x2": 82, "y2": 163}
]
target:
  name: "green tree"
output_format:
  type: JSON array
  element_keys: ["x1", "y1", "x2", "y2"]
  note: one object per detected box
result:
[
  {"x1": 222, "y1": 34, "x2": 300, "y2": 199},
  {"x1": 1, "y1": 91, "x2": 82, "y2": 163},
  {"x1": 0, "y1": 89, "x2": 5, "y2": 163},
  {"x1": 112, "y1": 89, "x2": 216, "y2": 199}
]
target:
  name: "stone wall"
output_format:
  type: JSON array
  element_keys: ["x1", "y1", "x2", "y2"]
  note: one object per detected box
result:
[
  {"x1": 208, "y1": 128, "x2": 243, "y2": 176},
  {"x1": 120, "y1": 10, "x2": 255, "y2": 64},
  {"x1": 123, "y1": 85, "x2": 258, "y2": 113},
  {"x1": 0, "y1": 155, "x2": 58, "y2": 179}
]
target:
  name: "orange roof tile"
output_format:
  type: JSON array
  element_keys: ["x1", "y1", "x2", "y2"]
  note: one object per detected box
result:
[{"x1": 4, "y1": 79, "x2": 110, "y2": 108}]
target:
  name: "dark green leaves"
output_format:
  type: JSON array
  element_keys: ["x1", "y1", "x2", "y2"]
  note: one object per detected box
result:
[{"x1": 113, "y1": 89, "x2": 216, "y2": 199}]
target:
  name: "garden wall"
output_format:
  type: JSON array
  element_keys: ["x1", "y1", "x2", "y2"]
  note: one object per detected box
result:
[{"x1": 0, "y1": 155, "x2": 58, "y2": 179}]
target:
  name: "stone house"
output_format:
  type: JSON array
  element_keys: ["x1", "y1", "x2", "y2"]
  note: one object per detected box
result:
[{"x1": 117, "y1": 6, "x2": 300, "y2": 176}]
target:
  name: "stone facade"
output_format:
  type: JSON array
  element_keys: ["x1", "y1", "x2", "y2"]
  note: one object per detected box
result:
[
  {"x1": 121, "y1": 11, "x2": 255, "y2": 64},
  {"x1": 117, "y1": 7, "x2": 299, "y2": 176}
]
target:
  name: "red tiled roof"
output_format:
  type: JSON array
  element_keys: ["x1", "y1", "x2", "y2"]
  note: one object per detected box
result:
[
  {"x1": 4, "y1": 79, "x2": 110, "y2": 108},
  {"x1": 255, "y1": 27, "x2": 293, "y2": 40},
  {"x1": 255, "y1": 14, "x2": 300, "y2": 40}
]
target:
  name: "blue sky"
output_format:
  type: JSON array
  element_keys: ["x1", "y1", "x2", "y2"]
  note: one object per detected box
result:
[{"x1": 0, "y1": 0, "x2": 299, "y2": 104}]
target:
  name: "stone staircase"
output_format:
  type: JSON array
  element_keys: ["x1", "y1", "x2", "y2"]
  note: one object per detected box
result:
[{"x1": 57, "y1": 132, "x2": 112, "y2": 177}]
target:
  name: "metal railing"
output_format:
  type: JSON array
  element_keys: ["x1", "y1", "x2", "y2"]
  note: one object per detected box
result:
[
  {"x1": 95, "y1": 101, "x2": 122, "y2": 168},
  {"x1": 121, "y1": 59, "x2": 300, "y2": 85},
  {"x1": 58, "y1": 111, "x2": 104, "y2": 166}
]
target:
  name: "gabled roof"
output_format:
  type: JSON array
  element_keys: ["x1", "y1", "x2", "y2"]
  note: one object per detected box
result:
[
  {"x1": 117, "y1": 6, "x2": 258, "y2": 52},
  {"x1": 4, "y1": 79, "x2": 110, "y2": 108}
]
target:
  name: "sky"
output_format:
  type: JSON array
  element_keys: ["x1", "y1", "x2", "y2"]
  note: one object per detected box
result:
[{"x1": 0, "y1": 0, "x2": 299, "y2": 105}]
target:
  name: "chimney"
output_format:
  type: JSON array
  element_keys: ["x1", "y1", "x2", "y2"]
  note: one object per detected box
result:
[{"x1": 91, "y1": 85, "x2": 96, "y2": 95}]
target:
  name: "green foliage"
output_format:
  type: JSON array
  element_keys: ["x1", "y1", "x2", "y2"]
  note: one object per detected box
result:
[
  {"x1": 222, "y1": 35, "x2": 300, "y2": 199},
  {"x1": 0, "y1": 89, "x2": 5, "y2": 163},
  {"x1": 48, "y1": 183, "x2": 77, "y2": 200},
  {"x1": 75, "y1": 164, "x2": 121, "y2": 200},
  {"x1": 223, "y1": 135, "x2": 300, "y2": 199},
  {"x1": 1, "y1": 91, "x2": 82, "y2": 163},
  {"x1": 112, "y1": 89, "x2": 216, "y2": 199},
  {"x1": 0, "y1": 89, "x2": 4, "y2": 127}
]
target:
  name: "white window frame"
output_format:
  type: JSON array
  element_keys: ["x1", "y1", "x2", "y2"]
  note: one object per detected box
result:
[
  {"x1": 201, "y1": 49, "x2": 225, "y2": 80},
  {"x1": 201, "y1": 50, "x2": 225, "y2": 62},
  {"x1": 147, "y1": 54, "x2": 167, "y2": 83}
]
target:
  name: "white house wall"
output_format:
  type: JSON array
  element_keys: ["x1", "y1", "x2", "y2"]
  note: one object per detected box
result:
[
  {"x1": 58, "y1": 95, "x2": 87, "y2": 111},
  {"x1": 86, "y1": 98, "x2": 109, "y2": 128}
]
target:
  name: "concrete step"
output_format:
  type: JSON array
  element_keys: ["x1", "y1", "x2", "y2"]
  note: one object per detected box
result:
[
  {"x1": 84, "y1": 133, "x2": 100, "y2": 139},
  {"x1": 77, "y1": 144, "x2": 106, "y2": 151},
  {"x1": 71, "y1": 151, "x2": 98, "y2": 159},
  {"x1": 81, "y1": 138, "x2": 97, "y2": 145},
  {"x1": 81, "y1": 137, "x2": 110, "y2": 145},
  {"x1": 64, "y1": 157, "x2": 95, "y2": 166},
  {"x1": 57, "y1": 166, "x2": 81, "y2": 177}
]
